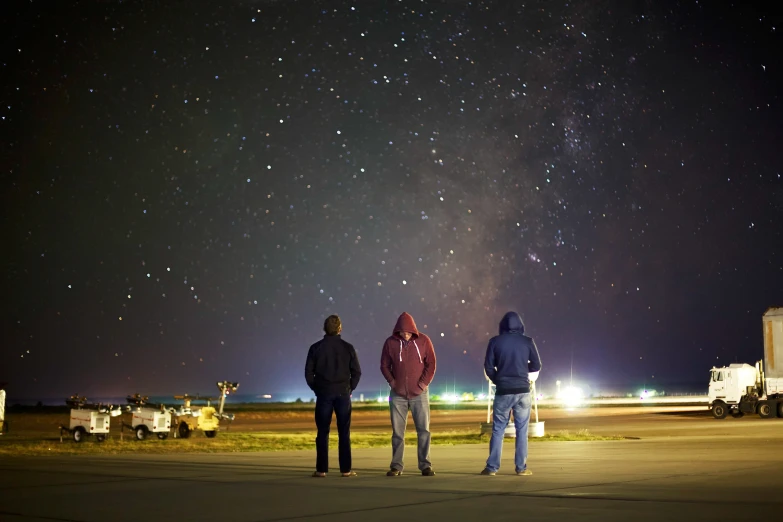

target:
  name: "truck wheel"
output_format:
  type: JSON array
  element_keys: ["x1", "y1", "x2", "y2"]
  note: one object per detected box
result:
[
  {"x1": 204, "y1": 430, "x2": 217, "y2": 438},
  {"x1": 730, "y1": 409, "x2": 744, "y2": 418},
  {"x1": 758, "y1": 402, "x2": 773, "y2": 418},
  {"x1": 135, "y1": 426, "x2": 148, "y2": 441},
  {"x1": 778, "y1": 402, "x2": 783, "y2": 418},
  {"x1": 178, "y1": 422, "x2": 191, "y2": 439},
  {"x1": 95, "y1": 434, "x2": 106, "y2": 442},
  {"x1": 73, "y1": 427, "x2": 85, "y2": 443},
  {"x1": 711, "y1": 401, "x2": 728, "y2": 419},
  {"x1": 157, "y1": 432, "x2": 169, "y2": 440}
]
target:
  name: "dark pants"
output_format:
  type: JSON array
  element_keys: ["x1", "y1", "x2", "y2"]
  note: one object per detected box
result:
[{"x1": 315, "y1": 394, "x2": 352, "y2": 473}]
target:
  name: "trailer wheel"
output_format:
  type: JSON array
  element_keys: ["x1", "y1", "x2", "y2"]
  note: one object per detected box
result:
[
  {"x1": 135, "y1": 426, "x2": 148, "y2": 441},
  {"x1": 178, "y1": 422, "x2": 191, "y2": 439},
  {"x1": 204, "y1": 430, "x2": 217, "y2": 438},
  {"x1": 758, "y1": 402, "x2": 773, "y2": 419},
  {"x1": 157, "y1": 432, "x2": 169, "y2": 440},
  {"x1": 711, "y1": 401, "x2": 728, "y2": 419},
  {"x1": 73, "y1": 427, "x2": 85, "y2": 443},
  {"x1": 95, "y1": 434, "x2": 106, "y2": 442}
]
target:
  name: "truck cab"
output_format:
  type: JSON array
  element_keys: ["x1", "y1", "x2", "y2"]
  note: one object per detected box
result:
[
  {"x1": 708, "y1": 364, "x2": 758, "y2": 413},
  {"x1": 708, "y1": 308, "x2": 783, "y2": 419},
  {"x1": 709, "y1": 360, "x2": 783, "y2": 419}
]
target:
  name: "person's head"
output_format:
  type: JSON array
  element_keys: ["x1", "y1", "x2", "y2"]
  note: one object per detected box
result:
[
  {"x1": 499, "y1": 311, "x2": 525, "y2": 334},
  {"x1": 323, "y1": 315, "x2": 342, "y2": 336},
  {"x1": 393, "y1": 312, "x2": 419, "y2": 340}
]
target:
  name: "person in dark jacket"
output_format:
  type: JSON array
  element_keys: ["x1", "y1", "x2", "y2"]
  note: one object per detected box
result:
[
  {"x1": 481, "y1": 311, "x2": 542, "y2": 476},
  {"x1": 380, "y1": 312, "x2": 437, "y2": 476},
  {"x1": 305, "y1": 315, "x2": 362, "y2": 477}
]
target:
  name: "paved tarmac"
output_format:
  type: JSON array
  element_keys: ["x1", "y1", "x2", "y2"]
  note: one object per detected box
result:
[{"x1": 1, "y1": 413, "x2": 782, "y2": 522}]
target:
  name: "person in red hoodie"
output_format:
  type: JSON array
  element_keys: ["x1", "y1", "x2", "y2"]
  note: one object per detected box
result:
[{"x1": 380, "y1": 312, "x2": 437, "y2": 476}]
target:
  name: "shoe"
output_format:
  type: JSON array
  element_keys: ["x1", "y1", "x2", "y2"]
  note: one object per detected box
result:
[
  {"x1": 312, "y1": 471, "x2": 326, "y2": 478},
  {"x1": 341, "y1": 471, "x2": 357, "y2": 477},
  {"x1": 386, "y1": 469, "x2": 403, "y2": 476},
  {"x1": 516, "y1": 469, "x2": 533, "y2": 476},
  {"x1": 480, "y1": 469, "x2": 496, "y2": 476},
  {"x1": 421, "y1": 468, "x2": 436, "y2": 476}
]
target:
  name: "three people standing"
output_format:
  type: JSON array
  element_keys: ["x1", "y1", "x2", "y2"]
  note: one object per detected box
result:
[{"x1": 304, "y1": 310, "x2": 541, "y2": 477}]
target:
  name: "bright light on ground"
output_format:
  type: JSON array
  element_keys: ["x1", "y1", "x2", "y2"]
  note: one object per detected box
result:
[
  {"x1": 639, "y1": 389, "x2": 657, "y2": 400},
  {"x1": 557, "y1": 385, "x2": 585, "y2": 408},
  {"x1": 441, "y1": 393, "x2": 462, "y2": 403}
]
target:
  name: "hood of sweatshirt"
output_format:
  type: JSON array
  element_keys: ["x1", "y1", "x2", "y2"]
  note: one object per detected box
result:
[
  {"x1": 499, "y1": 311, "x2": 525, "y2": 335},
  {"x1": 393, "y1": 312, "x2": 420, "y2": 340}
]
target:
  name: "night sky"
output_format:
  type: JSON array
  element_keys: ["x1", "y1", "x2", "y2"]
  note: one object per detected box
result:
[{"x1": 2, "y1": 0, "x2": 781, "y2": 400}]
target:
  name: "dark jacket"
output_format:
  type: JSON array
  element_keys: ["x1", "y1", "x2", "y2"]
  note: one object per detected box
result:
[
  {"x1": 305, "y1": 335, "x2": 362, "y2": 397},
  {"x1": 380, "y1": 312, "x2": 437, "y2": 399},
  {"x1": 484, "y1": 312, "x2": 542, "y2": 395}
]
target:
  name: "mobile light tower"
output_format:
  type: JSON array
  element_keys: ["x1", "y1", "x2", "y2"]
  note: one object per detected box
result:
[
  {"x1": 172, "y1": 381, "x2": 239, "y2": 439},
  {"x1": 0, "y1": 382, "x2": 7, "y2": 435},
  {"x1": 59, "y1": 395, "x2": 123, "y2": 443},
  {"x1": 122, "y1": 394, "x2": 173, "y2": 441}
]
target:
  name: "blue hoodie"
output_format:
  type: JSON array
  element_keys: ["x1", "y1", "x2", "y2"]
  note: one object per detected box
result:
[{"x1": 484, "y1": 311, "x2": 542, "y2": 395}]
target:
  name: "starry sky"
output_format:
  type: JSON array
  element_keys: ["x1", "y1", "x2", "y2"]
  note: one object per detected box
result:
[{"x1": 1, "y1": 0, "x2": 781, "y2": 400}]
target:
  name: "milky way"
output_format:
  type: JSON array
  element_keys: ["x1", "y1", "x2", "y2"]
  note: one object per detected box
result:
[{"x1": 2, "y1": 1, "x2": 781, "y2": 398}]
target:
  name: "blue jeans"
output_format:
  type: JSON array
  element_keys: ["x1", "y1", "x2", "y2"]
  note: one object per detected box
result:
[
  {"x1": 315, "y1": 394, "x2": 352, "y2": 473},
  {"x1": 486, "y1": 392, "x2": 532, "y2": 473}
]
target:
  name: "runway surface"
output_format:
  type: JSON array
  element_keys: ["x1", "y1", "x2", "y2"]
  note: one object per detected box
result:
[{"x1": 1, "y1": 410, "x2": 782, "y2": 521}]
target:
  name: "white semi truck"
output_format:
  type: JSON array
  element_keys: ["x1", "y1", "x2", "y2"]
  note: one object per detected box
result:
[{"x1": 709, "y1": 307, "x2": 783, "y2": 419}]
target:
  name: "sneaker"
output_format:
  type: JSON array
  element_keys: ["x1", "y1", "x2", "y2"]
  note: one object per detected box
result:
[
  {"x1": 480, "y1": 469, "x2": 497, "y2": 476},
  {"x1": 421, "y1": 467, "x2": 436, "y2": 476},
  {"x1": 386, "y1": 469, "x2": 403, "y2": 476},
  {"x1": 312, "y1": 471, "x2": 326, "y2": 478},
  {"x1": 341, "y1": 471, "x2": 357, "y2": 477},
  {"x1": 516, "y1": 469, "x2": 533, "y2": 476}
]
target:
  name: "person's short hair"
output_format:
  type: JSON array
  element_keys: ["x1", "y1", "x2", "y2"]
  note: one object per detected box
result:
[{"x1": 324, "y1": 315, "x2": 342, "y2": 336}]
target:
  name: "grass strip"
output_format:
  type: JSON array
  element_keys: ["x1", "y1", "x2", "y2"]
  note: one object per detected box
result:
[{"x1": 0, "y1": 429, "x2": 627, "y2": 457}]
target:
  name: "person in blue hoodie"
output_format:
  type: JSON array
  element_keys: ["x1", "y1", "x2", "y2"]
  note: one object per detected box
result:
[{"x1": 481, "y1": 311, "x2": 542, "y2": 476}]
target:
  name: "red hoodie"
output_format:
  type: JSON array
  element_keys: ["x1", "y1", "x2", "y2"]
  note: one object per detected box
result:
[{"x1": 380, "y1": 312, "x2": 437, "y2": 399}]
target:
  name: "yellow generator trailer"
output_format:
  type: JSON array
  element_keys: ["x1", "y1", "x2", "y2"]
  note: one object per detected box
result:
[{"x1": 173, "y1": 381, "x2": 238, "y2": 438}]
